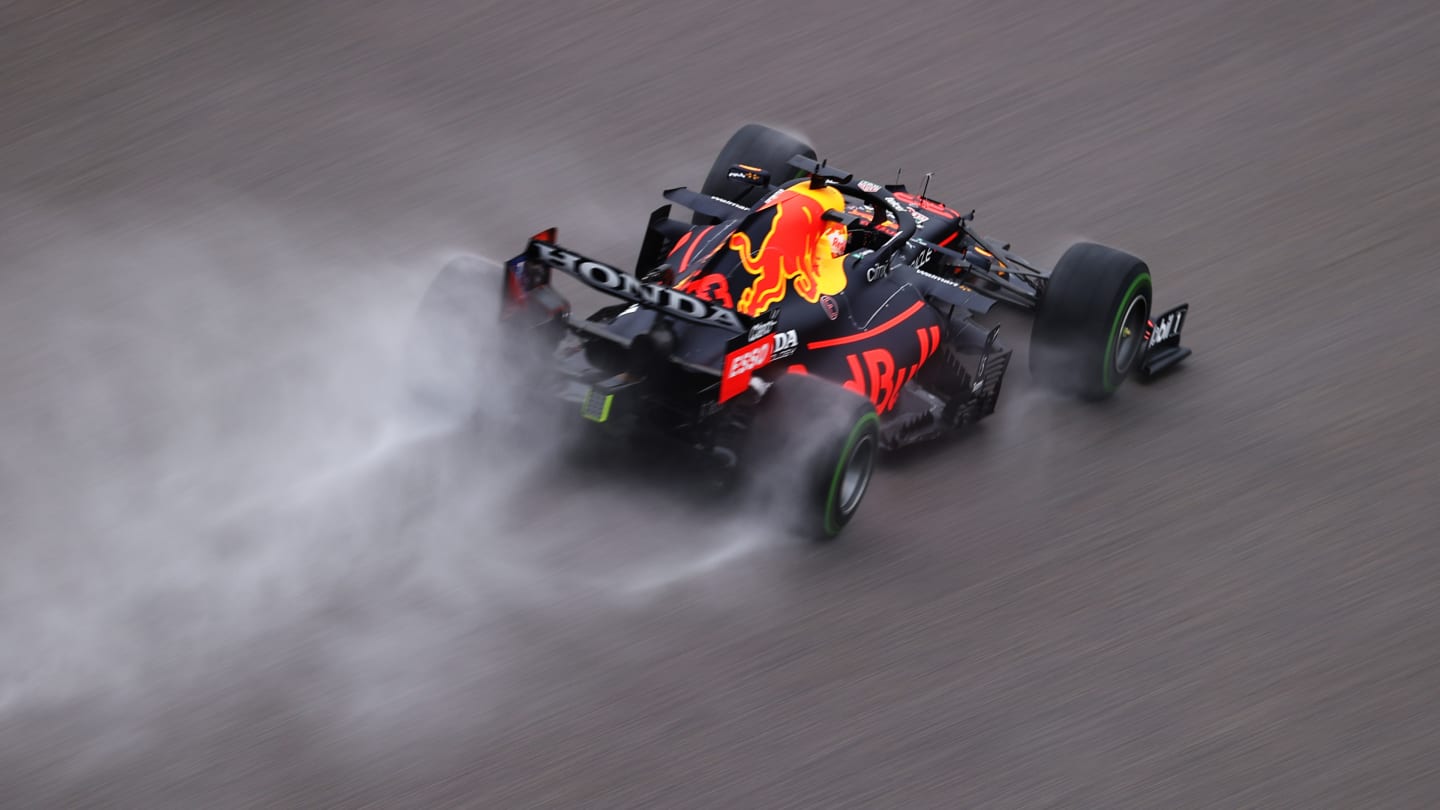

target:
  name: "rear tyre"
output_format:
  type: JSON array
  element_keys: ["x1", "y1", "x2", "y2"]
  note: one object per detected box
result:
[
  {"x1": 695, "y1": 123, "x2": 816, "y2": 225},
  {"x1": 1029, "y1": 242, "x2": 1152, "y2": 400},
  {"x1": 402, "y1": 256, "x2": 494, "y2": 425},
  {"x1": 746, "y1": 374, "x2": 879, "y2": 541}
]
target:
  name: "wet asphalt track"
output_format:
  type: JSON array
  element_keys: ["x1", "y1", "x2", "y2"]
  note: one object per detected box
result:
[{"x1": 2, "y1": 1, "x2": 1439, "y2": 807}]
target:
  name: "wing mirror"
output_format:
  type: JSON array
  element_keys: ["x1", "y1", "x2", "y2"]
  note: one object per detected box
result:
[{"x1": 726, "y1": 164, "x2": 770, "y2": 187}]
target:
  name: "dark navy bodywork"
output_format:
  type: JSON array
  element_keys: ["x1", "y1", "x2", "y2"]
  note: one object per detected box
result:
[{"x1": 499, "y1": 156, "x2": 1183, "y2": 462}]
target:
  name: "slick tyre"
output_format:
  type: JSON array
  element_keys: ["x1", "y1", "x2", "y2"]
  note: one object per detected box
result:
[
  {"x1": 695, "y1": 123, "x2": 816, "y2": 225},
  {"x1": 747, "y1": 374, "x2": 879, "y2": 541},
  {"x1": 1029, "y1": 242, "x2": 1152, "y2": 400}
]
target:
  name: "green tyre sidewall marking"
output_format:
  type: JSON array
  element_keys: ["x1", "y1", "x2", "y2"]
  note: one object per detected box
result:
[
  {"x1": 822, "y1": 411, "x2": 880, "y2": 537},
  {"x1": 1101, "y1": 272, "x2": 1151, "y2": 393}
]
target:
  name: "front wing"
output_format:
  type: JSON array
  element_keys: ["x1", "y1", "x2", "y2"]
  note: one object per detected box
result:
[{"x1": 1139, "y1": 303, "x2": 1191, "y2": 377}]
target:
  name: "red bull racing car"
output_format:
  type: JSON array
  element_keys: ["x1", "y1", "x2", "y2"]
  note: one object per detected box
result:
[{"x1": 409, "y1": 124, "x2": 1190, "y2": 539}]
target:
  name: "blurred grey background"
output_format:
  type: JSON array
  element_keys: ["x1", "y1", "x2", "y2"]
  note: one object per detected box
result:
[{"x1": 2, "y1": 1, "x2": 1438, "y2": 807}]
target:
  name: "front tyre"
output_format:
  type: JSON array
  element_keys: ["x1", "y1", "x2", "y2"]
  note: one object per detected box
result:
[
  {"x1": 1029, "y1": 242, "x2": 1152, "y2": 400},
  {"x1": 747, "y1": 374, "x2": 879, "y2": 540}
]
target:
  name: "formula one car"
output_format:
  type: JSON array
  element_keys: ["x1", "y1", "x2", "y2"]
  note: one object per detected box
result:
[{"x1": 408, "y1": 124, "x2": 1190, "y2": 538}]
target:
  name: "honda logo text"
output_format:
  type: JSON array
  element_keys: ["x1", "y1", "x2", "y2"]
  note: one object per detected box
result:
[{"x1": 530, "y1": 243, "x2": 745, "y2": 332}]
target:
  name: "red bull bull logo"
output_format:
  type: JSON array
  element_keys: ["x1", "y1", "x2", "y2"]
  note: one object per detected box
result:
[{"x1": 729, "y1": 185, "x2": 850, "y2": 316}]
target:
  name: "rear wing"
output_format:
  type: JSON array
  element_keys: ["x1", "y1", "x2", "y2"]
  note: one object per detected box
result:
[
  {"x1": 507, "y1": 235, "x2": 775, "y2": 405},
  {"x1": 524, "y1": 240, "x2": 753, "y2": 334}
]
